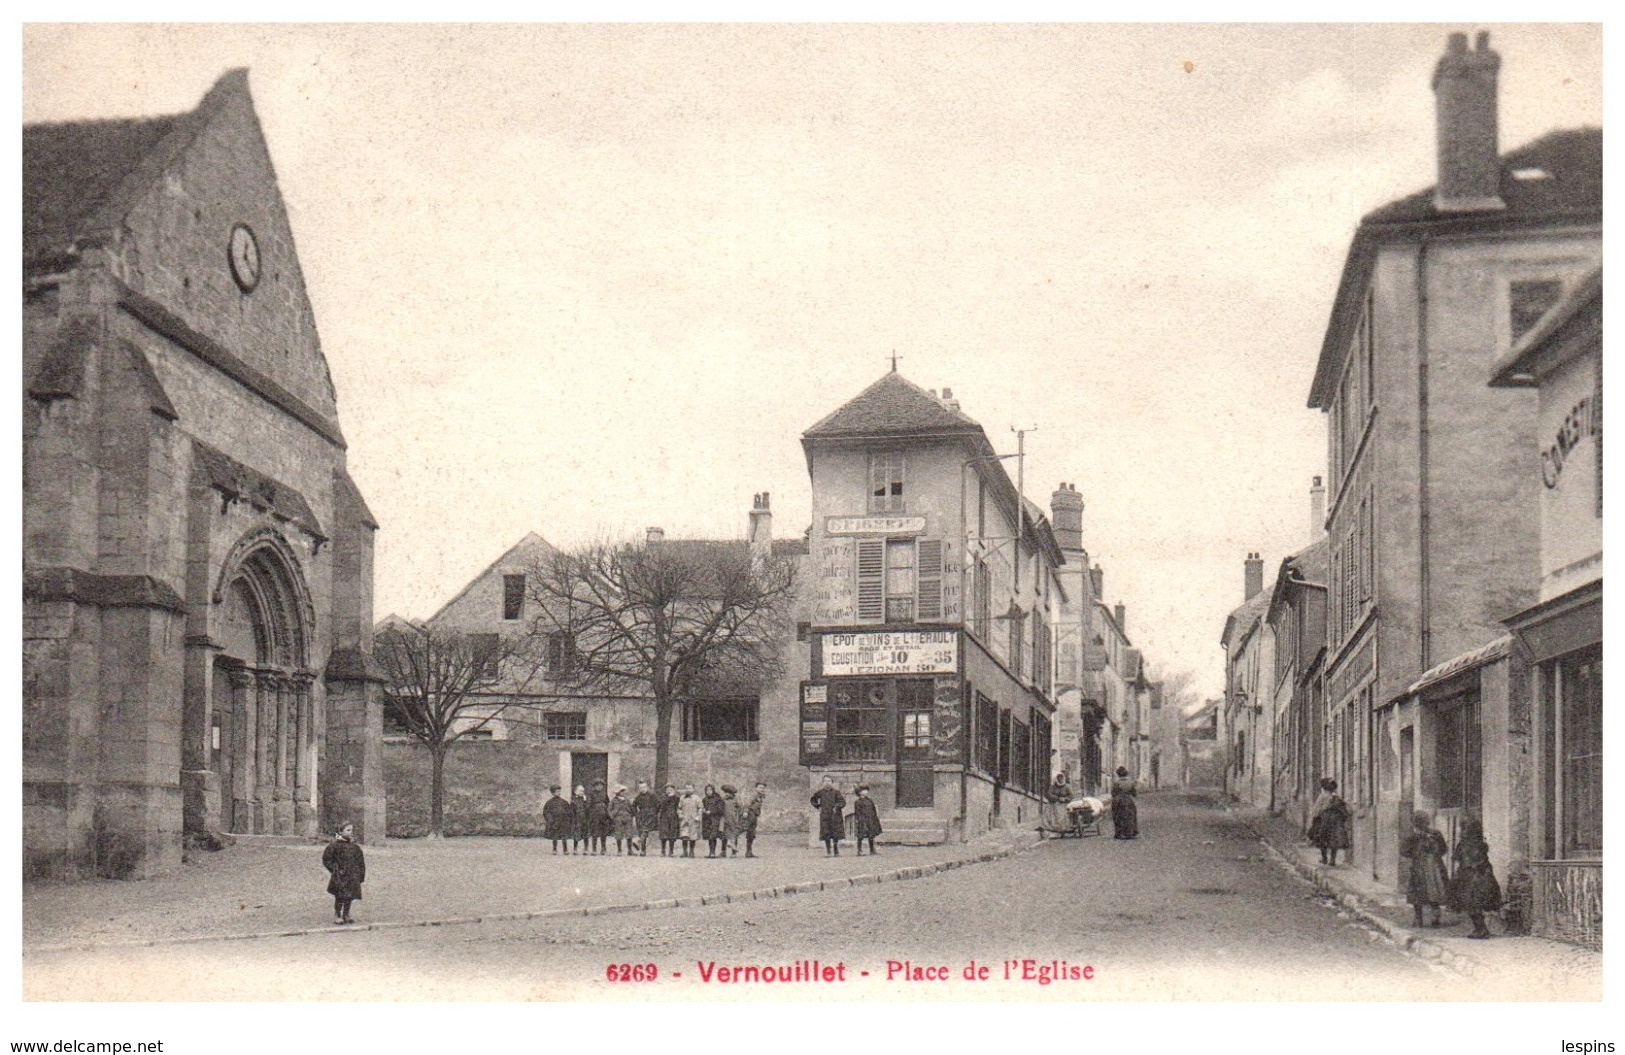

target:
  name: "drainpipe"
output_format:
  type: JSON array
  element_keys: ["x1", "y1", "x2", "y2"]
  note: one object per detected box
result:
[
  {"x1": 1399, "y1": 236, "x2": 1434, "y2": 881},
  {"x1": 1418, "y1": 237, "x2": 1433, "y2": 672}
]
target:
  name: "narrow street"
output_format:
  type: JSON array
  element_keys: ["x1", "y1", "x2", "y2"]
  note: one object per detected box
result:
[{"x1": 25, "y1": 792, "x2": 1483, "y2": 1002}]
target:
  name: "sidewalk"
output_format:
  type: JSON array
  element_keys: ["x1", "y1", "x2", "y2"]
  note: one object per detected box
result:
[
  {"x1": 1240, "y1": 806, "x2": 1602, "y2": 997},
  {"x1": 23, "y1": 828, "x2": 1041, "y2": 952}
]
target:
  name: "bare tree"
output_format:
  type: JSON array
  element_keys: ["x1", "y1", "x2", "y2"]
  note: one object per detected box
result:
[
  {"x1": 374, "y1": 622, "x2": 546, "y2": 837},
  {"x1": 526, "y1": 538, "x2": 798, "y2": 790}
]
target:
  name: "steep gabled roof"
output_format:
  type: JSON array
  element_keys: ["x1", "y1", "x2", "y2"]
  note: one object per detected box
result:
[
  {"x1": 1221, "y1": 590, "x2": 1272, "y2": 652},
  {"x1": 1265, "y1": 536, "x2": 1329, "y2": 629},
  {"x1": 427, "y1": 533, "x2": 556, "y2": 625},
  {"x1": 1309, "y1": 128, "x2": 1603, "y2": 409},
  {"x1": 802, "y1": 370, "x2": 983, "y2": 440},
  {"x1": 23, "y1": 115, "x2": 178, "y2": 272},
  {"x1": 23, "y1": 69, "x2": 251, "y2": 276}
]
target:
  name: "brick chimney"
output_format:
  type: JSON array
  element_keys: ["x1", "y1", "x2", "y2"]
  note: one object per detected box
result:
[
  {"x1": 1310, "y1": 475, "x2": 1326, "y2": 539},
  {"x1": 1433, "y1": 30, "x2": 1504, "y2": 213},
  {"x1": 1050, "y1": 482, "x2": 1083, "y2": 553},
  {"x1": 748, "y1": 491, "x2": 773, "y2": 552},
  {"x1": 1090, "y1": 564, "x2": 1104, "y2": 601},
  {"x1": 646, "y1": 527, "x2": 665, "y2": 545},
  {"x1": 940, "y1": 386, "x2": 960, "y2": 412},
  {"x1": 1113, "y1": 602, "x2": 1126, "y2": 635},
  {"x1": 1244, "y1": 552, "x2": 1264, "y2": 600}
]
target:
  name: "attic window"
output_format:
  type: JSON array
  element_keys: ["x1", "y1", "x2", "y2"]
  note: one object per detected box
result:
[
  {"x1": 502, "y1": 574, "x2": 525, "y2": 621},
  {"x1": 868, "y1": 451, "x2": 906, "y2": 513},
  {"x1": 1511, "y1": 167, "x2": 1552, "y2": 181},
  {"x1": 1510, "y1": 279, "x2": 1565, "y2": 342}
]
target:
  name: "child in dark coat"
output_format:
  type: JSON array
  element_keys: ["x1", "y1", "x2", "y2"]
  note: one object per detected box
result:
[
  {"x1": 810, "y1": 775, "x2": 846, "y2": 856},
  {"x1": 701, "y1": 784, "x2": 726, "y2": 858},
  {"x1": 609, "y1": 785, "x2": 636, "y2": 855},
  {"x1": 742, "y1": 781, "x2": 768, "y2": 858},
  {"x1": 587, "y1": 779, "x2": 612, "y2": 855},
  {"x1": 570, "y1": 785, "x2": 589, "y2": 855},
  {"x1": 322, "y1": 822, "x2": 365, "y2": 925},
  {"x1": 1449, "y1": 818, "x2": 1503, "y2": 939},
  {"x1": 632, "y1": 780, "x2": 661, "y2": 856},
  {"x1": 852, "y1": 785, "x2": 882, "y2": 856},
  {"x1": 657, "y1": 783, "x2": 682, "y2": 857},
  {"x1": 1400, "y1": 810, "x2": 1449, "y2": 928},
  {"x1": 542, "y1": 785, "x2": 574, "y2": 854}
]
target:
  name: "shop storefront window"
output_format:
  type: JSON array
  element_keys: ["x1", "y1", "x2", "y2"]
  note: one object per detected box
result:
[
  {"x1": 1540, "y1": 645, "x2": 1602, "y2": 858},
  {"x1": 975, "y1": 691, "x2": 997, "y2": 774},
  {"x1": 831, "y1": 680, "x2": 889, "y2": 762}
]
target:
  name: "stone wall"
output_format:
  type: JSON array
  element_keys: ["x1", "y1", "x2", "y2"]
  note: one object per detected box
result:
[{"x1": 385, "y1": 736, "x2": 811, "y2": 838}]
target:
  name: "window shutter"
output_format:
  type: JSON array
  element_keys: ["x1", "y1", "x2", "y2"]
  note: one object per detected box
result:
[
  {"x1": 916, "y1": 539, "x2": 944, "y2": 620},
  {"x1": 856, "y1": 539, "x2": 884, "y2": 622}
]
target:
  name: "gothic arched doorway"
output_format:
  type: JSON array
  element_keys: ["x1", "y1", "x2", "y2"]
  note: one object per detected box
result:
[{"x1": 210, "y1": 532, "x2": 317, "y2": 835}]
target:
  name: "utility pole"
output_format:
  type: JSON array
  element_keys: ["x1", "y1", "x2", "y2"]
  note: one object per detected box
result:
[{"x1": 1011, "y1": 426, "x2": 1037, "y2": 577}]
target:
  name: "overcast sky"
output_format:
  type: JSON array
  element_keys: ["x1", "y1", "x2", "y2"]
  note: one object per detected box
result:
[{"x1": 21, "y1": 24, "x2": 1603, "y2": 699}]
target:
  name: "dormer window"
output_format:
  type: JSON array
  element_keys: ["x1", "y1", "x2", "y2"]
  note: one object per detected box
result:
[{"x1": 868, "y1": 451, "x2": 906, "y2": 512}]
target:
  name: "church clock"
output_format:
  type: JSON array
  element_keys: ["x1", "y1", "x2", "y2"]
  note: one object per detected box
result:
[{"x1": 228, "y1": 223, "x2": 261, "y2": 293}]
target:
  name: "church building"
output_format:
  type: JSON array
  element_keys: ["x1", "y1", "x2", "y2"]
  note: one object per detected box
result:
[{"x1": 23, "y1": 70, "x2": 385, "y2": 879}]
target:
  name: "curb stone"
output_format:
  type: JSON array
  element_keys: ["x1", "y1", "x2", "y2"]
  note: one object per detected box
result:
[
  {"x1": 25, "y1": 834, "x2": 1041, "y2": 955},
  {"x1": 1253, "y1": 828, "x2": 1481, "y2": 979}
]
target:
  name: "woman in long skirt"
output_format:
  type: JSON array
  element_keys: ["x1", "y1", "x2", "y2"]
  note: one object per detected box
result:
[
  {"x1": 1109, "y1": 766, "x2": 1139, "y2": 839},
  {"x1": 1306, "y1": 777, "x2": 1353, "y2": 865},
  {"x1": 1401, "y1": 810, "x2": 1449, "y2": 927}
]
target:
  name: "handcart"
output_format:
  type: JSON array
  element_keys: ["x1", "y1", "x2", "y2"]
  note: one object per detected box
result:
[{"x1": 1039, "y1": 797, "x2": 1104, "y2": 838}]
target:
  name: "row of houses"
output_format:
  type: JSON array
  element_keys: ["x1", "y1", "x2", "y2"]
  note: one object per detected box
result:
[
  {"x1": 386, "y1": 369, "x2": 1177, "y2": 843},
  {"x1": 1220, "y1": 33, "x2": 1602, "y2": 948}
]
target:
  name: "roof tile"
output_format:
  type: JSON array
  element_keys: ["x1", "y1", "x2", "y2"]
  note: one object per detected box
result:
[{"x1": 803, "y1": 371, "x2": 982, "y2": 438}]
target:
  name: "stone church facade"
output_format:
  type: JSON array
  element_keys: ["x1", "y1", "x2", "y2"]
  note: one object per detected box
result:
[{"x1": 23, "y1": 70, "x2": 385, "y2": 879}]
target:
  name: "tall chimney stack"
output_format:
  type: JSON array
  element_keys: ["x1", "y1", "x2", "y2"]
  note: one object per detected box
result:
[
  {"x1": 1433, "y1": 30, "x2": 1504, "y2": 213},
  {"x1": 1310, "y1": 475, "x2": 1327, "y2": 539},
  {"x1": 646, "y1": 527, "x2": 665, "y2": 545},
  {"x1": 748, "y1": 491, "x2": 773, "y2": 552},
  {"x1": 1114, "y1": 602, "x2": 1126, "y2": 635},
  {"x1": 1244, "y1": 552, "x2": 1265, "y2": 600},
  {"x1": 1090, "y1": 564, "x2": 1104, "y2": 602},
  {"x1": 1050, "y1": 482, "x2": 1084, "y2": 553}
]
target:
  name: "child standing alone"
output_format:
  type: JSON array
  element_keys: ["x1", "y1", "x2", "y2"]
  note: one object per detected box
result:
[{"x1": 322, "y1": 822, "x2": 365, "y2": 925}]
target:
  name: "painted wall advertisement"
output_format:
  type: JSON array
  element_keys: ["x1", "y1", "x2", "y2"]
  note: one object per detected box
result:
[{"x1": 820, "y1": 630, "x2": 959, "y2": 677}]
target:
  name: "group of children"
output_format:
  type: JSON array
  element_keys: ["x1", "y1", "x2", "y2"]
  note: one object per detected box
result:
[
  {"x1": 809, "y1": 776, "x2": 883, "y2": 856},
  {"x1": 1306, "y1": 777, "x2": 1504, "y2": 939},
  {"x1": 541, "y1": 778, "x2": 770, "y2": 858},
  {"x1": 1401, "y1": 810, "x2": 1503, "y2": 939}
]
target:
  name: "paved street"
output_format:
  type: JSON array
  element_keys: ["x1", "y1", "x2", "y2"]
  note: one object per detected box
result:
[{"x1": 29, "y1": 791, "x2": 1577, "y2": 1002}]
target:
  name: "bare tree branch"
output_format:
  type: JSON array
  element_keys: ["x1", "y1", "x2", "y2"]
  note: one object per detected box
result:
[
  {"x1": 374, "y1": 621, "x2": 548, "y2": 836},
  {"x1": 524, "y1": 537, "x2": 798, "y2": 787}
]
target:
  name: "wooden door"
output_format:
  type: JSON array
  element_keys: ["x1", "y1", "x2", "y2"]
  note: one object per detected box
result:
[
  {"x1": 213, "y1": 663, "x2": 237, "y2": 831},
  {"x1": 572, "y1": 752, "x2": 609, "y2": 792},
  {"x1": 895, "y1": 679, "x2": 934, "y2": 807}
]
